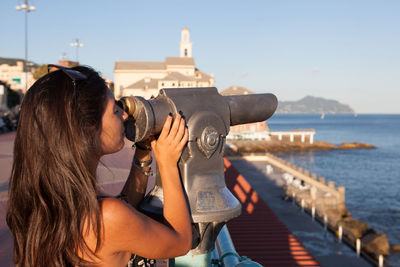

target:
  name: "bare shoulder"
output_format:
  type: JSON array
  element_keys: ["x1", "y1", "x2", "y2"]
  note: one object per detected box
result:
[
  {"x1": 100, "y1": 198, "x2": 141, "y2": 229},
  {"x1": 98, "y1": 198, "x2": 191, "y2": 259},
  {"x1": 97, "y1": 198, "x2": 144, "y2": 257},
  {"x1": 100, "y1": 198, "x2": 132, "y2": 218},
  {"x1": 78, "y1": 198, "x2": 137, "y2": 265}
]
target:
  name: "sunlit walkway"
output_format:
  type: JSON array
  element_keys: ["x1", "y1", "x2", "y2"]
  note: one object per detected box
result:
[{"x1": 225, "y1": 158, "x2": 320, "y2": 266}]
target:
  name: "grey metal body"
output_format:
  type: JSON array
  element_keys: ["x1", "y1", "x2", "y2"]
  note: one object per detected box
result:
[{"x1": 118, "y1": 87, "x2": 277, "y2": 254}]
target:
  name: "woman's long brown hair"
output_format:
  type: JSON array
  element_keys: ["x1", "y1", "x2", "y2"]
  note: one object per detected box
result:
[{"x1": 6, "y1": 66, "x2": 108, "y2": 266}]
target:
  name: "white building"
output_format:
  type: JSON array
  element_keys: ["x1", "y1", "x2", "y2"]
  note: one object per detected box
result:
[
  {"x1": 113, "y1": 27, "x2": 214, "y2": 98},
  {"x1": 0, "y1": 58, "x2": 36, "y2": 92}
]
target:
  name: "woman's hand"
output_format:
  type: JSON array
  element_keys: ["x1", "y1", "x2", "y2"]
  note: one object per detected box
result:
[{"x1": 150, "y1": 113, "x2": 188, "y2": 168}]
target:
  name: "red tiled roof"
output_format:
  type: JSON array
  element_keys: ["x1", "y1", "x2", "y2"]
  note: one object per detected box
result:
[
  {"x1": 114, "y1": 61, "x2": 165, "y2": 70},
  {"x1": 165, "y1": 57, "x2": 194, "y2": 66},
  {"x1": 221, "y1": 86, "x2": 255, "y2": 96}
]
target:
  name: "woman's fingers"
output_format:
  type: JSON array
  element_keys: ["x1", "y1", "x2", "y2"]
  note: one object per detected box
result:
[
  {"x1": 150, "y1": 138, "x2": 157, "y2": 150},
  {"x1": 158, "y1": 113, "x2": 187, "y2": 146},
  {"x1": 177, "y1": 128, "x2": 188, "y2": 151},
  {"x1": 152, "y1": 113, "x2": 188, "y2": 165},
  {"x1": 168, "y1": 113, "x2": 182, "y2": 140},
  {"x1": 175, "y1": 118, "x2": 186, "y2": 142},
  {"x1": 159, "y1": 115, "x2": 172, "y2": 140}
]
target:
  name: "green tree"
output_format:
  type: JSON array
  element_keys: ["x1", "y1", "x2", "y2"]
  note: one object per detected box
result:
[{"x1": 32, "y1": 64, "x2": 48, "y2": 80}]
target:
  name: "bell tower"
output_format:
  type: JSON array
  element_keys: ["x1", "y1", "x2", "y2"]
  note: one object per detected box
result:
[{"x1": 180, "y1": 27, "x2": 192, "y2": 57}]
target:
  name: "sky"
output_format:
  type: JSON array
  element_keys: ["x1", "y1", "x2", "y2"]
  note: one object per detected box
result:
[{"x1": 1, "y1": 0, "x2": 399, "y2": 113}]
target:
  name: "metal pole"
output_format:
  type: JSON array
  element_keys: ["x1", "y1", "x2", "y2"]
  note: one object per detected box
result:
[
  {"x1": 70, "y1": 39, "x2": 83, "y2": 63},
  {"x1": 25, "y1": 10, "x2": 28, "y2": 92},
  {"x1": 173, "y1": 251, "x2": 212, "y2": 267},
  {"x1": 216, "y1": 225, "x2": 240, "y2": 266},
  {"x1": 16, "y1": 0, "x2": 35, "y2": 92},
  {"x1": 76, "y1": 42, "x2": 79, "y2": 62},
  {"x1": 75, "y1": 39, "x2": 79, "y2": 62}
]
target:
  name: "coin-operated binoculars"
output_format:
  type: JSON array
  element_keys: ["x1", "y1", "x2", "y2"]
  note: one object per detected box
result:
[{"x1": 118, "y1": 87, "x2": 277, "y2": 254}]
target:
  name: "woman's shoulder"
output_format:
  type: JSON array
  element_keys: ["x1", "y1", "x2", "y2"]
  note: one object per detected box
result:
[
  {"x1": 99, "y1": 197, "x2": 140, "y2": 225},
  {"x1": 93, "y1": 198, "x2": 143, "y2": 259}
]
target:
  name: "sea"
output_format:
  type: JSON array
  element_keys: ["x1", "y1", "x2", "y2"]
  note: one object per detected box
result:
[{"x1": 266, "y1": 114, "x2": 400, "y2": 266}]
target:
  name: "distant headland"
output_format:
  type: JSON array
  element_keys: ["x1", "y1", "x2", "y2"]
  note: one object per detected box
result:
[{"x1": 277, "y1": 96, "x2": 355, "y2": 114}]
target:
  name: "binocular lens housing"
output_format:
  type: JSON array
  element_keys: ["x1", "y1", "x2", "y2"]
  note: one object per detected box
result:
[{"x1": 117, "y1": 97, "x2": 137, "y2": 117}]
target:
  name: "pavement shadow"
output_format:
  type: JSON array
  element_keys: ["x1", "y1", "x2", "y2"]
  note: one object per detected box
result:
[{"x1": 224, "y1": 158, "x2": 320, "y2": 267}]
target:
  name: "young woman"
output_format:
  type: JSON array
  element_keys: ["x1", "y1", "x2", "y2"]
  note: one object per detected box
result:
[{"x1": 6, "y1": 65, "x2": 192, "y2": 266}]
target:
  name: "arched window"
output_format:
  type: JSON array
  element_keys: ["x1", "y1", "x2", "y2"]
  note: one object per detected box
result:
[{"x1": 184, "y1": 49, "x2": 188, "y2": 56}]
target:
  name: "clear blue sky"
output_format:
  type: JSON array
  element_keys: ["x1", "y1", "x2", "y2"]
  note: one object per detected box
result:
[{"x1": 1, "y1": 0, "x2": 399, "y2": 113}]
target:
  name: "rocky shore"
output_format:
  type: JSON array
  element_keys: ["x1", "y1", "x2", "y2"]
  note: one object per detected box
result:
[{"x1": 225, "y1": 139, "x2": 376, "y2": 154}]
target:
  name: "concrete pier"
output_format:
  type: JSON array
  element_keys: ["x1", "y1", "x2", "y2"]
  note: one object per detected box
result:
[
  {"x1": 270, "y1": 130, "x2": 315, "y2": 144},
  {"x1": 227, "y1": 129, "x2": 316, "y2": 144}
]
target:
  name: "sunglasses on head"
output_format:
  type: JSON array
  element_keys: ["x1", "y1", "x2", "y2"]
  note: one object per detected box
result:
[{"x1": 47, "y1": 64, "x2": 87, "y2": 87}]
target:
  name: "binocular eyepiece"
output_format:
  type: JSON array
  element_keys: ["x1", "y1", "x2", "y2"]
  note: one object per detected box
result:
[{"x1": 117, "y1": 96, "x2": 137, "y2": 118}]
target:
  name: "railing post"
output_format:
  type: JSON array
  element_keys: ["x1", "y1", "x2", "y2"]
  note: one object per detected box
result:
[
  {"x1": 338, "y1": 186, "x2": 346, "y2": 204},
  {"x1": 379, "y1": 255, "x2": 384, "y2": 267}
]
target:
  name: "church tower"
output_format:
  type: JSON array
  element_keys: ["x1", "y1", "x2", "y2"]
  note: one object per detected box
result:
[{"x1": 180, "y1": 27, "x2": 192, "y2": 57}]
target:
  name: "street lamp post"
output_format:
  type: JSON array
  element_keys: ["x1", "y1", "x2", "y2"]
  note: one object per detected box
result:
[
  {"x1": 70, "y1": 39, "x2": 84, "y2": 63},
  {"x1": 16, "y1": 0, "x2": 36, "y2": 92}
]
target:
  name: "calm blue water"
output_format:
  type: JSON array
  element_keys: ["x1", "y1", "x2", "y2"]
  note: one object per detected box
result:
[{"x1": 267, "y1": 114, "x2": 400, "y2": 265}]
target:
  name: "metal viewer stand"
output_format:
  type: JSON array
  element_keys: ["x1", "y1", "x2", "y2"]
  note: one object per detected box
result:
[{"x1": 118, "y1": 87, "x2": 277, "y2": 265}]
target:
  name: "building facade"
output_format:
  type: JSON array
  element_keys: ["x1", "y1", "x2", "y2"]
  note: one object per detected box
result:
[
  {"x1": 113, "y1": 27, "x2": 214, "y2": 99},
  {"x1": 0, "y1": 58, "x2": 37, "y2": 92}
]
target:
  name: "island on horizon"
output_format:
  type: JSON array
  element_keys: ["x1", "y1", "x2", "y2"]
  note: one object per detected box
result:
[{"x1": 276, "y1": 96, "x2": 355, "y2": 114}]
